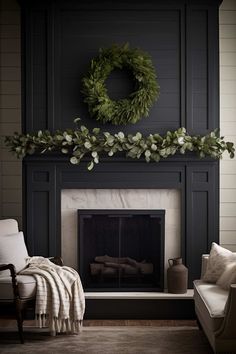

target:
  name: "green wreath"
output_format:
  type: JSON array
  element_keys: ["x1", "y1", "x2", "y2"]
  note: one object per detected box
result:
[{"x1": 81, "y1": 44, "x2": 159, "y2": 125}]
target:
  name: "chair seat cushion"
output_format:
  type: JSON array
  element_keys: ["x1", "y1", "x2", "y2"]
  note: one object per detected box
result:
[
  {"x1": 193, "y1": 280, "x2": 228, "y2": 332},
  {"x1": 0, "y1": 275, "x2": 36, "y2": 300}
]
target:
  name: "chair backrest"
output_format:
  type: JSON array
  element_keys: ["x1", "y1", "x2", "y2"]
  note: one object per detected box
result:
[
  {"x1": 0, "y1": 219, "x2": 29, "y2": 276},
  {"x1": 0, "y1": 219, "x2": 19, "y2": 236}
]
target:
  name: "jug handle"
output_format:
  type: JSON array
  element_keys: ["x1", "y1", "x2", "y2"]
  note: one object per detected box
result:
[{"x1": 168, "y1": 259, "x2": 174, "y2": 267}]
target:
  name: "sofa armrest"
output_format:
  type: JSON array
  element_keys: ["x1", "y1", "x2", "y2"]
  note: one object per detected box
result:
[
  {"x1": 200, "y1": 254, "x2": 209, "y2": 279},
  {"x1": 216, "y1": 284, "x2": 236, "y2": 338},
  {"x1": 0, "y1": 263, "x2": 20, "y2": 300}
]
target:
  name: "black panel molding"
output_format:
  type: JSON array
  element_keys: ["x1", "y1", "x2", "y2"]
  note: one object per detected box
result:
[{"x1": 23, "y1": 155, "x2": 219, "y2": 289}]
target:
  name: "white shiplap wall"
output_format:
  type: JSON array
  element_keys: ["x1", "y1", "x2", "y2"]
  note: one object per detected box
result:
[
  {"x1": 0, "y1": 0, "x2": 22, "y2": 228},
  {"x1": 220, "y1": 0, "x2": 236, "y2": 251},
  {"x1": 0, "y1": 0, "x2": 235, "y2": 245}
]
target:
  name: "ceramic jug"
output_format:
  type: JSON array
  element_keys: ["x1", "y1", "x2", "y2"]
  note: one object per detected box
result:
[{"x1": 167, "y1": 257, "x2": 188, "y2": 294}]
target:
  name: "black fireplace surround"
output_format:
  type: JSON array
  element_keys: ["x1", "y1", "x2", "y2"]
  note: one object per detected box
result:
[{"x1": 21, "y1": 0, "x2": 221, "y2": 302}]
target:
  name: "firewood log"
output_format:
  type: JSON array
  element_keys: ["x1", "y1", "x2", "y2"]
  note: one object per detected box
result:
[
  {"x1": 95, "y1": 255, "x2": 129, "y2": 264},
  {"x1": 104, "y1": 262, "x2": 137, "y2": 274},
  {"x1": 95, "y1": 255, "x2": 145, "y2": 267},
  {"x1": 90, "y1": 261, "x2": 153, "y2": 275},
  {"x1": 90, "y1": 263, "x2": 117, "y2": 275}
]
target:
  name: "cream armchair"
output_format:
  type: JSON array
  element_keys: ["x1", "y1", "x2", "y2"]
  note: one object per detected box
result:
[
  {"x1": 194, "y1": 255, "x2": 236, "y2": 353},
  {"x1": 0, "y1": 219, "x2": 62, "y2": 343}
]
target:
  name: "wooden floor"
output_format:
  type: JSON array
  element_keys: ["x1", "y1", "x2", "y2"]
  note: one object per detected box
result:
[{"x1": 0, "y1": 319, "x2": 197, "y2": 328}]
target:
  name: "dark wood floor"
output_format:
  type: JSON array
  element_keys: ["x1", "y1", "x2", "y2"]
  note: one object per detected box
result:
[{"x1": 0, "y1": 319, "x2": 197, "y2": 328}]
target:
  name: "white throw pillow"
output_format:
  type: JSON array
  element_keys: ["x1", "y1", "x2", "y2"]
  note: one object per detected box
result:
[
  {"x1": 0, "y1": 231, "x2": 29, "y2": 276},
  {"x1": 216, "y1": 262, "x2": 236, "y2": 290},
  {"x1": 203, "y1": 242, "x2": 236, "y2": 283}
]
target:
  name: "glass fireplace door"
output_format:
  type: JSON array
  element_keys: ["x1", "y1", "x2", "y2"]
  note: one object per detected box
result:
[{"x1": 78, "y1": 210, "x2": 165, "y2": 291}]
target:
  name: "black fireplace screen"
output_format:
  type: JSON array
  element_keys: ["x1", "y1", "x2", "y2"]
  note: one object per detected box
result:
[{"x1": 78, "y1": 210, "x2": 165, "y2": 291}]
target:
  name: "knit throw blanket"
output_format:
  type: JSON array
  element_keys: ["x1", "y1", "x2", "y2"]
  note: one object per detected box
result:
[{"x1": 20, "y1": 257, "x2": 85, "y2": 336}]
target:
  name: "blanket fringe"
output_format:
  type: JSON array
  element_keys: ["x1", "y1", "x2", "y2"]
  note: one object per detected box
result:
[
  {"x1": 36, "y1": 314, "x2": 83, "y2": 336},
  {"x1": 36, "y1": 313, "x2": 48, "y2": 328}
]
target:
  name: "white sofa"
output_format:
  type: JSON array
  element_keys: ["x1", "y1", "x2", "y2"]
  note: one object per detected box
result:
[{"x1": 194, "y1": 255, "x2": 236, "y2": 353}]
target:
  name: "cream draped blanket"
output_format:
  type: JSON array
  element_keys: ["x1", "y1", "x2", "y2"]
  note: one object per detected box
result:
[{"x1": 20, "y1": 256, "x2": 85, "y2": 336}]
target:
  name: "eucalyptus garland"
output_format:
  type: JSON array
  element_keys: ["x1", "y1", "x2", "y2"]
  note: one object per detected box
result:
[
  {"x1": 81, "y1": 43, "x2": 159, "y2": 125},
  {"x1": 5, "y1": 119, "x2": 235, "y2": 171}
]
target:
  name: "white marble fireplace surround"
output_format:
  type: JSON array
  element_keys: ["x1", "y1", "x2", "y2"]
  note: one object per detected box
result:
[{"x1": 61, "y1": 189, "x2": 181, "y2": 288}]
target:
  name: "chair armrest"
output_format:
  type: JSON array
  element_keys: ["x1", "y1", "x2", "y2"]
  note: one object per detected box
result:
[
  {"x1": 200, "y1": 254, "x2": 209, "y2": 279},
  {"x1": 0, "y1": 263, "x2": 20, "y2": 300},
  {"x1": 49, "y1": 256, "x2": 63, "y2": 266},
  {"x1": 0, "y1": 263, "x2": 17, "y2": 278}
]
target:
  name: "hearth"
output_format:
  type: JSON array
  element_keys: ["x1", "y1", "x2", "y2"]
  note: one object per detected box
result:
[{"x1": 78, "y1": 210, "x2": 165, "y2": 291}]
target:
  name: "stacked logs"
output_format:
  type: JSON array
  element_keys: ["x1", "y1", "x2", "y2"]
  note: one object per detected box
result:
[{"x1": 90, "y1": 255, "x2": 153, "y2": 276}]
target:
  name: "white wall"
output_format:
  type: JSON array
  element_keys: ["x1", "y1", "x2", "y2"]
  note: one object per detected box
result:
[
  {"x1": 220, "y1": 0, "x2": 236, "y2": 251},
  {"x1": 0, "y1": 0, "x2": 22, "y2": 227}
]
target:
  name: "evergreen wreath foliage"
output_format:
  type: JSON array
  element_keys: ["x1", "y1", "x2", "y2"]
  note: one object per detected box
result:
[
  {"x1": 81, "y1": 43, "x2": 159, "y2": 125},
  {"x1": 5, "y1": 118, "x2": 235, "y2": 171}
]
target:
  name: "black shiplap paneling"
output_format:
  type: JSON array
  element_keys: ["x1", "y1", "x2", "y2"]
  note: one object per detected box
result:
[
  {"x1": 22, "y1": 0, "x2": 219, "y2": 134},
  {"x1": 21, "y1": 0, "x2": 221, "y2": 135},
  {"x1": 186, "y1": 4, "x2": 219, "y2": 134},
  {"x1": 24, "y1": 7, "x2": 48, "y2": 131},
  {"x1": 21, "y1": 0, "x2": 219, "y2": 134},
  {"x1": 54, "y1": 7, "x2": 182, "y2": 134}
]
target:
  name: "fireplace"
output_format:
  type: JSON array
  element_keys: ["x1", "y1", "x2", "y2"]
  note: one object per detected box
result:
[
  {"x1": 78, "y1": 209, "x2": 165, "y2": 291},
  {"x1": 21, "y1": 0, "x2": 221, "y2": 318}
]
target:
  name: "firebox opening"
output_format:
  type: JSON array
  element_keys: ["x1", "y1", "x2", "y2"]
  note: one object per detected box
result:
[{"x1": 78, "y1": 209, "x2": 165, "y2": 292}]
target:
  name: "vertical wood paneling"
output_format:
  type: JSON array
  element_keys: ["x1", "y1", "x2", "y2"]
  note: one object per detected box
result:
[
  {"x1": 0, "y1": 0, "x2": 22, "y2": 228},
  {"x1": 186, "y1": 164, "x2": 218, "y2": 284},
  {"x1": 220, "y1": 0, "x2": 236, "y2": 250},
  {"x1": 25, "y1": 164, "x2": 57, "y2": 256},
  {"x1": 22, "y1": 0, "x2": 217, "y2": 135}
]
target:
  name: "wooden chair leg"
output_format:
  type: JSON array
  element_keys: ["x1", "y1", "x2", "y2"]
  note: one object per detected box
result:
[{"x1": 15, "y1": 301, "x2": 24, "y2": 344}]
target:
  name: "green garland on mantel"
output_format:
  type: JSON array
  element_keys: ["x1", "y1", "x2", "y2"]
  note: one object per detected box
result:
[{"x1": 5, "y1": 119, "x2": 235, "y2": 170}]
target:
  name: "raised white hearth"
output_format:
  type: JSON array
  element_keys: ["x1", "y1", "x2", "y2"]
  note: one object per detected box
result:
[
  {"x1": 85, "y1": 290, "x2": 193, "y2": 299},
  {"x1": 61, "y1": 189, "x2": 181, "y2": 288}
]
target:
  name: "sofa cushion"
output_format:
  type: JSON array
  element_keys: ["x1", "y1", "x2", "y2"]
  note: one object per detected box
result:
[
  {"x1": 216, "y1": 262, "x2": 236, "y2": 290},
  {"x1": 194, "y1": 280, "x2": 228, "y2": 317},
  {"x1": 0, "y1": 231, "x2": 29, "y2": 277},
  {"x1": 0, "y1": 275, "x2": 36, "y2": 300},
  {"x1": 202, "y1": 243, "x2": 236, "y2": 283},
  {"x1": 194, "y1": 280, "x2": 228, "y2": 332}
]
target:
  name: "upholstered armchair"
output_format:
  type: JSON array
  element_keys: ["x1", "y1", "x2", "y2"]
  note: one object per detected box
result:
[
  {"x1": 0, "y1": 219, "x2": 62, "y2": 343},
  {"x1": 194, "y1": 254, "x2": 236, "y2": 353}
]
